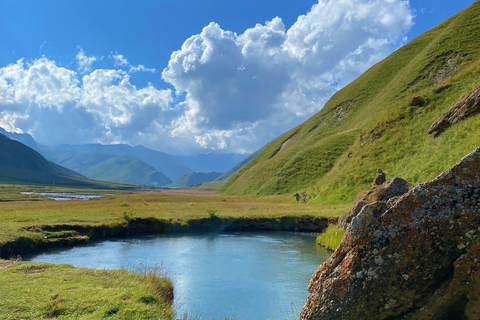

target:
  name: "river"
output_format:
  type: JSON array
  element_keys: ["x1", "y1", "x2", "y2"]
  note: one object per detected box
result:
[{"x1": 26, "y1": 232, "x2": 330, "y2": 320}]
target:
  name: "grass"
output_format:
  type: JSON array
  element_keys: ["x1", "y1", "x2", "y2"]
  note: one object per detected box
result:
[
  {"x1": 315, "y1": 226, "x2": 345, "y2": 251},
  {"x1": 0, "y1": 259, "x2": 174, "y2": 319},
  {"x1": 219, "y1": 2, "x2": 480, "y2": 204},
  {"x1": 0, "y1": 185, "x2": 345, "y2": 320},
  {"x1": 0, "y1": 187, "x2": 348, "y2": 248}
]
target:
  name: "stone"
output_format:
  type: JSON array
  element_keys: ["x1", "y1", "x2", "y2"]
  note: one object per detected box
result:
[
  {"x1": 339, "y1": 177, "x2": 409, "y2": 229},
  {"x1": 300, "y1": 147, "x2": 480, "y2": 320},
  {"x1": 373, "y1": 169, "x2": 386, "y2": 185},
  {"x1": 428, "y1": 83, "x2": 480, "y2": 137}
]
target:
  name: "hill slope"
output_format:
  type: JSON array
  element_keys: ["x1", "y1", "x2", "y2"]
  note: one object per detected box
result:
[
  {"x1": 0, "y1": 133, "x2": 86, "y2": 185},
  {"x1": 169, "y1": 171, "x2": 223, "y2": 188},
  {"x1": 42, "y1": 150, "x2": 172, "y2": 186},
  {"x1": 220, "y1": 2, "x2": 480, "y2": 204},
  {"x1": 52, "y1": 144, "x2": 192, "y2": 181},
  {"x1": 83, "y1": 156, "x2": 172, "y2": 186}
]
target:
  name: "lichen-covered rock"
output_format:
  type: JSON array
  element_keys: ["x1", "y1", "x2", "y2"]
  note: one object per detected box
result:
[
  {"x1": 300, "y1": 147, "x2": 480, "y2": 320},
  {"x1": 340, "y1": 177, "x2": 409, "y2": 229}
]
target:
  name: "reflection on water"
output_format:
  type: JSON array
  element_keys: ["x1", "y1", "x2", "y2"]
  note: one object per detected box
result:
[
  {"x1": 26, "y1": 232, "x2": 330, "y2": 320},
  {"x1": 21, "y1": 192, "x2": 110, "y2": 201}
]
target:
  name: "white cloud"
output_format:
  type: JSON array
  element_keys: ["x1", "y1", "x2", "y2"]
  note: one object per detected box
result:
[
  {"x1": 111, "y1": 53, "x2": 129, "y2": 67},
  {"x1": 110, "y1": 52, "x2": 156, "y2": 74},
  {"x1": 76, "y1": 47, "x2": 100, "y2": 74},
  {"x1": 0, "y1": 0, "x2": 414, "y2": 155},
  {"x1": 0, "y1": 57, "x2": 173, "y2": 148},
  {"x1": 162, "y1": 0, "x2": 413, "y2": 152}
]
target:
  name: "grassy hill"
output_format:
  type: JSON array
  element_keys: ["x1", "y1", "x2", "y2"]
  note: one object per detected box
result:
[
  {"x1": 43, "y1": 150, "x2": 172, "y2": 186},
  {"x1": 0, "y1": 133, "x2": 140, "y2": 189},
  {"x1": 83, "y1": 155, "x2": 172, "y2": 186},
  {"x1": 220, "y1": 2, "x2": 480, "y2": 204},
  {"x1": 0, "y1": 132, "x2": 87, "y2": 186},
  {"x1": 52, "y1": 144, "x2": 192, "y2": 181},
  {"x1": 169, "y1": 171, "x2": 223, "y2": 188}
]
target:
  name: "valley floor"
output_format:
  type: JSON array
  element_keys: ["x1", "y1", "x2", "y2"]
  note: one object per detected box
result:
[{"x1": 0, "y1": 184, "x2": 348, "y2": 319}]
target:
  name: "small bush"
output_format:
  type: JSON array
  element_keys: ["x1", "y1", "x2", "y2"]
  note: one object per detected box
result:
[
  {"x1": 118, "y1": 202, "x2": 129, "y2": 207},
  {"x1": 207, "y1": 209, "x2": 218, "y2": 219},
  {"x1": 123, "y1": 211, "x2": 136, "y2": 222}
]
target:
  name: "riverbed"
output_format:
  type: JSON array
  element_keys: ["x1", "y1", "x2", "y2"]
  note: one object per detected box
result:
[{"x1": 26, "y1": 232, "x2": 330, "y2": 320}]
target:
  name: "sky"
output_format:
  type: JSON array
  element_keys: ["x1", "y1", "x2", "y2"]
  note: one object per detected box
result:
[{"x1": 0, "y1": 0, "x2": 476, "y2": 156}]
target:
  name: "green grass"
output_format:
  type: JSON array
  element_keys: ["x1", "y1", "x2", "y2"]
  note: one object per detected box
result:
[
  {"x1": 0, "y1": 185, "x2": 349, "y2": 252},
  {"x1": 316, "y1": 226, "x2": 345, "y2": 251},
  {"x1": 0, "y1": 186, "x2": 344, "y2": 320},
  {"x1": 0, "y1": 259, "x2": 173, "y2": 319},
  {"x1": 219, "y1": 2, "x2": 480, "y2": 204}
]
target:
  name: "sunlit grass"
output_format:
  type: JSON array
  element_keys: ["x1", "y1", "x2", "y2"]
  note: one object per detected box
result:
[
  {"x1": 0, "y1": 186, "x2": 349, "y2": 250},
  {"x1": 0, "y1": 259, "x2": 174, "y2": 319},
  {"x1": 316, "y1": 226, "x2": 345, "y2": 251}
]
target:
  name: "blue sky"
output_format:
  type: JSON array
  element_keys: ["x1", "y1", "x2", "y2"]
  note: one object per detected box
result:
[{"x1": 0, "y1": 0, "x2": 476, "y2": 156}]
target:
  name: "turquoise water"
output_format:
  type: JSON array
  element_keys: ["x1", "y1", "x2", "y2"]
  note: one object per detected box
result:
[{"x1": 26, "y1": 232, "x2": 330, "y2": 320}]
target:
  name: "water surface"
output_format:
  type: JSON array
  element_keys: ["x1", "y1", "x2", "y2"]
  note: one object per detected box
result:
[
  {"x1": 21, "y1": 192, "x2": 110, "y2": 200},
  {"x1": 26, "y1": 232, "x2": 330, "y2": 320}
]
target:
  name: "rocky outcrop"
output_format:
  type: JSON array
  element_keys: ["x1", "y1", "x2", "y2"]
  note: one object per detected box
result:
[
  {"x1": 340, "y1": 176, "x2": 409, "y2": 229},
  {"x1": 428, "y1": 83, "x2": 480, "y2": 137},
  {"x1": 300, "y1": 147, "x2": 480, "y2": 320}
]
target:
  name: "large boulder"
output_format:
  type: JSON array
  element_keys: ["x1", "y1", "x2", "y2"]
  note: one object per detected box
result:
[{"x1": 300, "y1": 147, "x2": 480, "y2": 320}]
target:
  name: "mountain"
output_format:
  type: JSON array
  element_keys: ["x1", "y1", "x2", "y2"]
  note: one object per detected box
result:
[
  {"x1": 180, "y1": 153, "x2": 248, "y2": 173},
  {"x1": 51, "y1": 144, "x2": 192, "y2": 181},
  {"x1": 220, "y1": 2, "x2": 480, "y2": 204},
  {"x1": 41, "y1": 150, "x2": 172, "y2": 186},
  {"x1": 169, "y1": 171, "x2": 223, "y2": 188},
  {"x1": 0, "y1": 130, "x2": 189, "y2": 185},
  {"x1": 0, "y1": 127, "x2": 43, "y2": 151},
  {"x1": 0, "y1": 132, "x2": 87, "y2": 185},
  {"x1": 81, "y1": 155, "x2": 171, "y2": 186}
]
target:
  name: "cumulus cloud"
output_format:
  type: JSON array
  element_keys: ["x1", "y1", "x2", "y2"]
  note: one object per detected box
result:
[
  {"x1": 76, "y1": 47, "x2": 100, "y2": 73},
  {"x1": 162, "y1": 0, "x2": 413, "y2": 152},
  {"x1": 0, "y1": 57, "x2": 173, "y2": 148},
  {"x1": 0, "y1": 0, "x2": 414, "y2": 155},
  {"x1": 110, "y1": 52, "x2": 156, "y2": 74}
]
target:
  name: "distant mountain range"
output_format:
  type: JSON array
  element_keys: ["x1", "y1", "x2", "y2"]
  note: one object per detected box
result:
[
  {"x1": 168, "y1": 171, "x2": 223, "y2": 188},
  {"x1": 0, "y1": 127, "x2": 254, "y2": 187},
  {"x1": 0, "y1": 132, "x2": 136, "y2": 189}
]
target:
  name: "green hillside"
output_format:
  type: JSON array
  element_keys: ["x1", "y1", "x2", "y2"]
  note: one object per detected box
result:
[
  {"x1": 220, "y1": 2, "x2": 480, "y2": 204},
  {"x1": 169, "y1": 171, "x2": 223, "y2": 188},
  {"x1": 43, "y1": 150, "x2": 172, "y2": 186},
  {"x1": 0, "y1": 133, "x2": 139, "y2": 189},
  {"x1": 83, "y1": 156, "x2": 172, "y2": 186},
  {"x1": 0, "y1": 132, "x2": 87, "y2": 185}
]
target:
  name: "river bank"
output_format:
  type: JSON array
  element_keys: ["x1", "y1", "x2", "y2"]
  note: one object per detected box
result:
[{"x1": 0, "y1": 189, "x2": 347, "y2": 259}]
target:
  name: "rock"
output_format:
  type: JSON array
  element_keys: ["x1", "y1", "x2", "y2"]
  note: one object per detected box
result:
[
  {"x1": 300, "y1": 147, "x2": 480, "y2": 320},
  {"x1": 434, "y1": 84, "x2": 451, "y2": 94},
  {"x1": 373, "y1": 169, "x2": 386, "y2": 185},
  {"x1": 410, "y1": 96, "x2": 424, "y2": 107},
  {"x1": 428, "y1": 83, "x2": 480, "y2": 137},
  {"x1": 340, "y1": 177, "x2": 409, "y2": 229},
  {"x1": 339, "y1": 200, "x2": 367, "y2": 229}
]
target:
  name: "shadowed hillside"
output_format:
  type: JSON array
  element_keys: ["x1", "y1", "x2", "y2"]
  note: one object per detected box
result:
[{"x1": 220, "y1": 2, "x2": 480, "y2": 204}]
